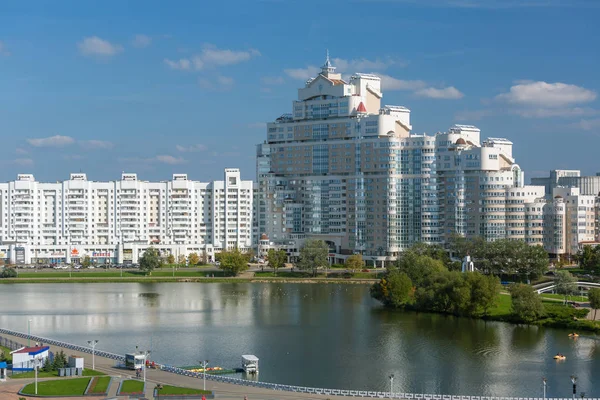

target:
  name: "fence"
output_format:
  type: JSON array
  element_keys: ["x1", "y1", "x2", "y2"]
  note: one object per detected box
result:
[{"x1": 0, "y1": 328, "x2": 596, "y2": 399}]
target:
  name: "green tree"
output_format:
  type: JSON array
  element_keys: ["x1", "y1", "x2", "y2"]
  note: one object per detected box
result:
[
  {"x1": 509, "y1": 283, "x2": 545, "y2": 323},
  {"x1": 219, "y1": 249, "x2": 249, "y2": 276},
  {"x1": 81, "y1": 255, "x2": 91, "y2": 268},
  {"x1": 166, "y1": 254, "x2": 175, "y2": 264},
  {"x1": 297, "y1": 239, "x2": 329, "y2": 276},
  {"x1": 370, "y1": 271, "x2": 414, "y2": 308},
  {"x1": 407, "y1": 242, "x2": 451, "y2": 266},
  {"x1": 345, "y1": 254, "x2": 365, "y2": 272},
  {"x1": 267, "y1": 249, "x2": 287, "y2": 276},
  {"x1": 52, "y1": 350, "x2": 67, "y2": 370},
  {"x1": 177, "y1": 254, "x2": 186, "y2": 266},
  {"x1": 0, "y1": 267, "x2": 18, "y2": 278},
  {"x1": 555, "y1": 270, "x2": 577, "y2": 304},
  {"x1": 188, "y1": 252, "x2": 200, "y2": 266},
  {"x1": 465, "y1": 273, "x2": 501, "y2": 316},
  {"x1": 577, "y1": 245, "x2": 595, "y2": 270},
  {"x1": 139, "y1": 247, "x2": 162, "y2": 275},
  {"x1": 588, "y1": 288, "x2": 600, "y2": 320},
  {"x1": 42, "y1": 356, "x2": 53, "y2": 372},
  {"x1": 395, "y1": 252, "x2": 446, "y2": 287},
  {"x1": 243, "y1": 249, "x2": 255, "y2": 263}
]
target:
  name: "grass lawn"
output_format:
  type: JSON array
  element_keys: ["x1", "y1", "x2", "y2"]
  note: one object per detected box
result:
[
  {"x1": 158, "y1": 384, "x2": 211, "y2": 395},
  {"x1": 119, "y1": 379, "x2": 145, "y2": 394},
  {"x1": 87, "y1": 376, "x2": 111, "y2": 394},
  {"x1": 0, "y1": 345, "x2": 12, "y2": 363},
  {"x1": 254, "y1": 271, "x2": 312, "y2": 278},
  {"x1": 540, "y1": 293, "x2": 588, "y2": 301},
  {"x1": 13, "y1": 368, "x2": 106, "y2": 379},
  {"x1": 21, "y1": 377, "x2": 90, "y2": 396}
]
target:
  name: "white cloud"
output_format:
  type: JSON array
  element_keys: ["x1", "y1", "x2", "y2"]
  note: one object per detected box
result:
[
  {"x1": 332, "y1": 57, "x2": 404, "y2": 73},
  {"x1": 164, "y1": 58, "x2": 191, "y2": 70},
  {"x1": 176, "y1": 144, "x2": 207, "y2": 152},
  {"x1": 496, "y1": 81, "x2": 596, "y2": 108},
  {"x1": 156, "y1": 155, "x2": 186, "y2": 164},
  {"x1": 284, "y1": 66, "x2": 320, "y2": 80},
  {"x1": 131, "y1": 34, "x2": 152, "y2": 48},
  {"x1": 0, "y1": 40, "x2": 10, "y2": 56},
  {"x1": 80, "y1": 140, "x2": 114, "y2": 149},
  {"x1": 14, "y1": 158, "x2": 34, "y2": 167},
  {"x1": 78, "y1": 36, "x2": 123, "y2": 57},
  {"x1": 261, "y1": 76, "x2": 285, "y2": 85},
  {"x1": 217, "y1": 75, "x2": 234, "y2": 86},
  {"x1": 415, "y1": 86, "x2": 464, "y2": 99},
  {"x1": 165, "y1": 45, "x2": 260, "y2": 72},
  {"x1": 15, "y1": 148, "x2": 28, "y2": 155},
  {"x1": 379, "y1": 74, "x2": 427, "y2": 91},
  {"x1": 514, "y1": 107, "x2": 599, "y2": 118},
  {"x1": 27, "y1": 135, "x2": 75, "y2": 148},
  {"x1": 576, "y1": 118, "x2": 600, "y2": 131}
]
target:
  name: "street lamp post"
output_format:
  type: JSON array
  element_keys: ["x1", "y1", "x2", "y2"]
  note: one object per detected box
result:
[
  {"x1": 142, "y1": 350, "x2": 151, "y2": 382},
  {"x1": 571, "y1": 375, "x2": 577, "y2": 400},
  {"x1": 27, "y1": 319, "x2": 32, "y2": 347},
  {"x1": 389, "y1": 374, "x2": 394, "y2": 398},
  {"x1": 200, "y1": 360, "x2": 209, "y2": 391},
  {"x1": 33, "y1": 355, "x2": 42, "y2": 395},
  {"x1": 87, "y1": 340, "x2": 99, "y2": 370},
  {"x1": 542, "y1": 377, "x2": 547, "y2": 400}
]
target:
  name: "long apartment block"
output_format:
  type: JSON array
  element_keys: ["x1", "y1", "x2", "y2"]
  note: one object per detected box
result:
[{"x1": 0, "y1": 168, "x2": 252, "y2": 264}]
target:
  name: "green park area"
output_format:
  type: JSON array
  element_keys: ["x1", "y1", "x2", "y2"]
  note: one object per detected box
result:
[
  {"x1": 157, "y1": 384, "x2": 212, "y2": 395},
  {"x1": 119, "y1": 379, "x2": 145, "y2": 395},
  {"x1": 12, "y1": 368, "x2": 105, "y2": 379},
  {"x1": 371, "y1": 240, "x2": 600, "y2": 333},
  {"x1": 87, "y1": 376, "x2": 111, "y2": 394},
  {"x1": 21, "y1": 377, "x2": 91, "y2": 396}
]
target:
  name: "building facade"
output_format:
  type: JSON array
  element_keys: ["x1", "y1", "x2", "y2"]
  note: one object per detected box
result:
[
  {"x1": 0, "y1": 169, "x2": 252, "y2": 264},
  {"x1": 255, "y1": 56, "x2": 588, "y2": 264}
]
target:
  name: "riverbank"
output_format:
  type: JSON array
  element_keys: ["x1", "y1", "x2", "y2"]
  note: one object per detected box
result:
[{"x1": 0, "y1": 274, "x2": 377, "y2": 285}]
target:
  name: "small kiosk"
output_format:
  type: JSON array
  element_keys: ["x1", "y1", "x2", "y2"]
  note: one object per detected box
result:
[{"x1": 241, "y1": 355, "x2": 259, "y2": 374}]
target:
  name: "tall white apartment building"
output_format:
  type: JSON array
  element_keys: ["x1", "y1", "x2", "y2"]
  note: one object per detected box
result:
[
  {"x1": 0, "y1": 169, "x2": 252, "y2": 265},
  {"x1": 255, "y1": 55, "x2": 583, "y2": 265}
]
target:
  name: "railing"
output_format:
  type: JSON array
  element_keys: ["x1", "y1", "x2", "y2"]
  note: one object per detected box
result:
[
  {"x1": 536, "y1": 281, "x2": 600, "y2": 294},
  {"x1": 0, "y1": 328, "x2": 597, "y2": 399}
]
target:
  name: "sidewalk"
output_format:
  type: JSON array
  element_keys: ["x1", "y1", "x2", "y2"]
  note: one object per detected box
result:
[{"x1": 0, "y1": 331, "x2": 345, "y2": 400}]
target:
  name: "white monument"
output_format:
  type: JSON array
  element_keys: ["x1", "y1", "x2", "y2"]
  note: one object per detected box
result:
[{"x1": 461, "y1": 255, "x2": 475, "y2": 273}]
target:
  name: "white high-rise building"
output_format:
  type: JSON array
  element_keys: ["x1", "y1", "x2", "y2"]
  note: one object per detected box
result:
[
  {"x1": 0, "y1": 169, "x2": 252, "y2": 265},
  {"x1": 255, "y1": 55, "x2": 584, "y2": 265}
]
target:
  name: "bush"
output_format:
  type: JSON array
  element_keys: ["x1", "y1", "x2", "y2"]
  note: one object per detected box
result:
[{"x1": 0, "y1": 268, "x2": 17, "y2": 278}]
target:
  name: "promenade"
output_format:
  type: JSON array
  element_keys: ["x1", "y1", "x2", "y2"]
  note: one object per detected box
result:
[{"x1": 0, "y1": 331, "x2": 345, "y2": 400}]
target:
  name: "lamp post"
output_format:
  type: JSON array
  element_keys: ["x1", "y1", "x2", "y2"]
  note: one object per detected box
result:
[
  {"x1": 27, "y1": 319, "x2": 32, "y2": 347},
  {"x1": 142, "y1": 350, "x2": 151, "y2": 382},
  {"x1": 542, "y1": 377, "x2": 547, "y2": 400},
  {"x1": 87, "y1": 340, "x2": 99, "y2": 370},
  {"x1": 389, "y1": 374, "x2": 394, "y2": 398},
  {"x1": 200, "y1": 360, "x2": 209, "y2": 391},
  {"x1": 571, "y1": 375, "x2": 577, "y2": 400},
  {"x1": 33, "y1": 355, "x2": 42, "y2": 395}
]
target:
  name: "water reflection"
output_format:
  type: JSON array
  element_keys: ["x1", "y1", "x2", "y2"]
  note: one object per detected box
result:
[{"x1": 0, "y1": 283, "x2": 598, "y2": 397}]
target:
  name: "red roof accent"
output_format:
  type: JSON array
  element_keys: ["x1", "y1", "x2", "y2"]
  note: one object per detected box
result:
[
  {"x1": 357, "y1": 102, "x2": 367, "y2": 113},
  {"x1": 13, "y1": 346, "x2": 48, "y2": 354}
]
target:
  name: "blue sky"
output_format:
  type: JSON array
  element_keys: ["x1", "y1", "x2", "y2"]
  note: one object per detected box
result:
[{"x1": 1, "y1": 0, "x2": 599, "y2": 183}]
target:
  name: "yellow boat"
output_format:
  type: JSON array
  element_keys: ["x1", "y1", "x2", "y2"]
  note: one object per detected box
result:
[
  {"x1": 568, "y1": 333, "x2": 579, "y2": 338},
  {"x1": 553, "y1": 355, "x2": 566, "y2": 360}
]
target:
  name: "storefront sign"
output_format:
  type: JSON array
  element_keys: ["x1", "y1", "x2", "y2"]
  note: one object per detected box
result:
[
  {"x1": 123, "y1": 249, "x2": 133, "y2": 261},
  {"x1": 92, "y1": 251, "x2": 113, "y2": 258},
  {"x1": 15, "y1": 247, "x2": 26, "y2": 264}
]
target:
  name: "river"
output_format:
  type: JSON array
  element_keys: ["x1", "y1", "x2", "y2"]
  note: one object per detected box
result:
[{"x1": 0, "y1": 282, "x2": 598, "y2": 397}]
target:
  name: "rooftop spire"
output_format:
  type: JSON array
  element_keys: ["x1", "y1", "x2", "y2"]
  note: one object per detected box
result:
[{"x1": 321, "y1": 49, "x2": 336, "y2": 75}]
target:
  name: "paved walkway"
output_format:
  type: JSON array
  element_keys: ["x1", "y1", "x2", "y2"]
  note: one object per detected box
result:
[{"x1": 0, "y1": 331, "x2": 347, "y2": 400}]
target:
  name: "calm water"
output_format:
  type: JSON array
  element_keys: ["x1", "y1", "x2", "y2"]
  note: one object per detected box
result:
[{"x1": 0, "y1": 283, "x2": 598, "y2": 397}]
